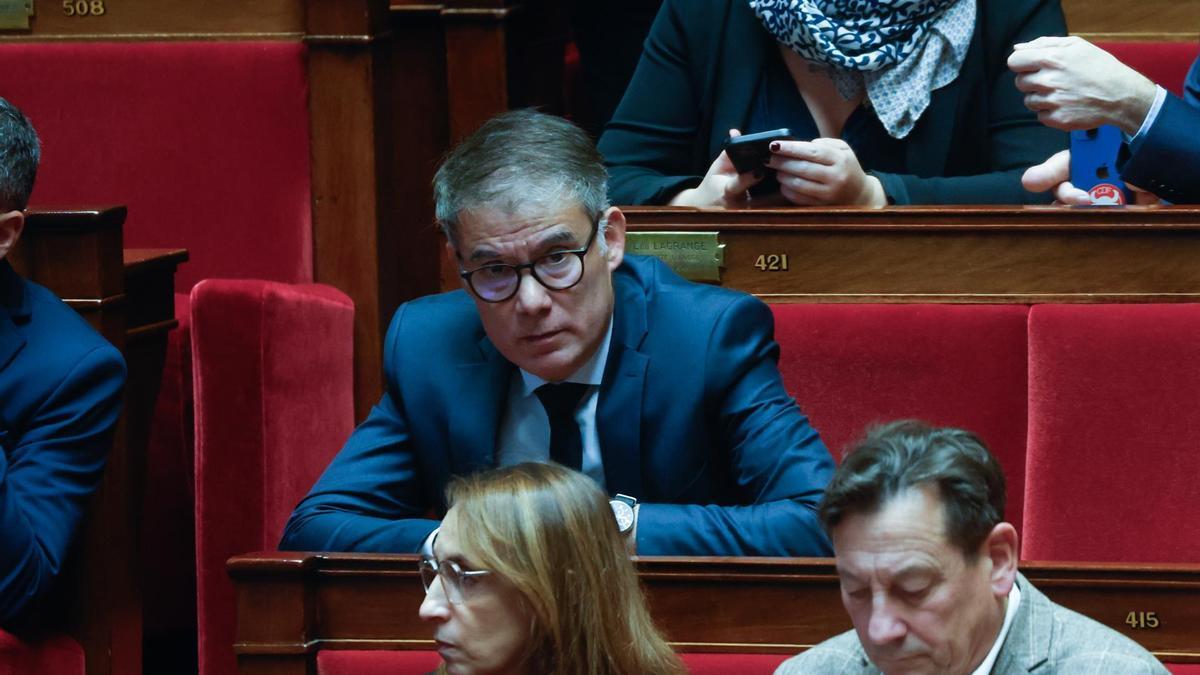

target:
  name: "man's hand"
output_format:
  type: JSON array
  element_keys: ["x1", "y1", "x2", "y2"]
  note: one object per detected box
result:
[
  {"x1": 1008, "y1": 36, "x2": 1159, "y2": 135},
  {"x1": 765, "y1": 138, "x2": 887, "y2": 207},
  {"x1": 1022, "y1": 150, "x2": 1092, "y2": 205},
  {"x1": 669, "y1": 129, "x2": 765, "y2": 207}
]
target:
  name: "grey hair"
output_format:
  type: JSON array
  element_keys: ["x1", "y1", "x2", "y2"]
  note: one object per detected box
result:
[
  {"x1": 432, "y1": 109, "x2": 610, "y2": 250},
  {"x1": 0, "y1": 97, "x2": 40, "y2": 212}
]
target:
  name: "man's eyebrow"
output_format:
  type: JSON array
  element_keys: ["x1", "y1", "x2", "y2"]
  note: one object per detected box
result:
[
  {"x1": 891, "y1": 564, "x2": 938, "y2": 583},
  {"x1": 836, "y1": 567, "x2": 863, "y2": 585},
  {"x1": 466, "y1": 226, "x2": 581, "y2": 263}
]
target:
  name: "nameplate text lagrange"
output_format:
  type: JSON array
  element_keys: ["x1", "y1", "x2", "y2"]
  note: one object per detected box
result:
[{"x1": 626, "y1": 231, "x2": 724, "y2": 283}]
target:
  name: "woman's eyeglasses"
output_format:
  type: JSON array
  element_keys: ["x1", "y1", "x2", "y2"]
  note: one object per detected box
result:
[{"x1": 419, "y1": 556, "x2": 492, "y2": 605}]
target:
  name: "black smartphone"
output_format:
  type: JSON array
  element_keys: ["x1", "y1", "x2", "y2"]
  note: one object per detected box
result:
[{"x1": 723, "y1": 128, "x2": 795, "y2": 174}]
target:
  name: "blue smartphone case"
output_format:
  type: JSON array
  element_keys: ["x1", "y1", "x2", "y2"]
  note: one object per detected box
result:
[{"x1": 1070, "y1": 125, "x2": 1132, "y2": 205}]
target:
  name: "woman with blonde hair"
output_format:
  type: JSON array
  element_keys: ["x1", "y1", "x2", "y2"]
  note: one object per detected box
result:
[{"x1": 419, "y1": 462, "x2": 684, "y2": 675}]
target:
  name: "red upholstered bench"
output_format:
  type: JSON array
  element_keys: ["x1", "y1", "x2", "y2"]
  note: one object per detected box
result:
[
  {"x1": 0, "y1": 40, "x2": 313, "y2": 674},
  {"x1": 0, "y1": 630, "x2": 83, "y2": 675},
  {"x1": 192, "y1": 280, "x2": 355, "y2": 675},
  {"x1": 770, "y1": 304, "x2": 1030, "y2": 530},
  {"x1": 1098, "y1": 41, "x2": 1200, "y2": 98},
  {"x1": 1023, "y1": 304, "x2": 1200, "y2": 563}
]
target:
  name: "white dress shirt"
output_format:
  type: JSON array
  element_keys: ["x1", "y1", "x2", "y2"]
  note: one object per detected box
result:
[{"x1": 971, "y1": 582, "x2": 1023, "y2": 675}]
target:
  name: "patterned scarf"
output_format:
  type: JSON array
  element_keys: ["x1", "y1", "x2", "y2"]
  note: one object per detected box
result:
[{"x1": 749, "y1": 0, "x2": 976, "y2": 139}]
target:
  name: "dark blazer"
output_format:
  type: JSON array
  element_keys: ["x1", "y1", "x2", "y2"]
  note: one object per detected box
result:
[
  {"x1": 1121, "y1": 57, "x2": 1200, "y2": 204},
  {"x1": 281, "y1": 255, "x2": 834, "y2": 557},
  {"x1": 0, "y1": 261, "x2": 125, "y2": 626},
  {"x1": 774, "y1": 574, "x2": 1168, "y2": 674},
  {"x1": 599, "y1": 0, "x2": 1069, "y2": 206}
]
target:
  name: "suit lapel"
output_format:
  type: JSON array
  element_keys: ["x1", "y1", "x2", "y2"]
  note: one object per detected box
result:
[
  {"x1": 0, "y1": 262, "x2": 28, "y2": 373},
  {"x1": 902, "y1": 6, "x2": 982, "y2": 177},
  {"x1": 903, "y1": 73, "x2": 960, "y2": 177},
  {"x1": 708, "y1": 1, "x2": 773, "y2": 158},
  {"x1": 597, "y1": 268, "x2": 648, "y2": 496},
  {"x1": 448, "y1": 335, "x2": 513, "y2": 475}
]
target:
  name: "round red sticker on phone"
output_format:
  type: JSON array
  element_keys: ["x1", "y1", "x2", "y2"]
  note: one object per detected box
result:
[{"x1": 1089, "y1": 183, "x2": 1125, "y2": 205}]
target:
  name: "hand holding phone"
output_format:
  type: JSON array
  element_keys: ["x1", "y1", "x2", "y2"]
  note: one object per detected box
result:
[{"x1": 723, "y1": 128, "x2": 795, "y2": 174}]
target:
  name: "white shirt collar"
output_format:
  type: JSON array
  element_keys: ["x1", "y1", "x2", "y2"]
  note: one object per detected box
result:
[
  {"x1": 517, "y1": 316, "x2": 613, "y2": 395},
  {"x1": 970, "y1": 582, "x2": 1022, "y2": 675}
]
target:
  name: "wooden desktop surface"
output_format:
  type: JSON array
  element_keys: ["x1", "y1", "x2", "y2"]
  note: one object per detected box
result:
[
  {"x1": 621, "y1": 205, "x2": 1200, "y2": 303},
  {"x1": 228, "y1": 552, "x2": 1200, "y2": 674},
  {"x1": 12, "y1": 207, "x2": 185, "y2": 675}
]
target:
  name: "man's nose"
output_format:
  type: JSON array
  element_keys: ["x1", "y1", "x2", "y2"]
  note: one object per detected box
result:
[
  {"x1": 418, "y1": 576, "x2": 451, "y2": 622},
  {"x1": 866, "y1": 595, "x2": 908, "y2": 645},
  {"x1": 513, "y1": 268, "x2": 552, "y2": 314}
]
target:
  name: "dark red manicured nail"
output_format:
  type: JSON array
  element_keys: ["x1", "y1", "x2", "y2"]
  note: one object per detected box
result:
[{"x1": 769, "y1": 142, "x2": 781, "y2": 152}]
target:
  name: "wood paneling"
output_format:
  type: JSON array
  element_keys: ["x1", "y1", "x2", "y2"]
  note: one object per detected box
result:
[
  {"x1": 0, "y1": 0, "x2": 302, "y2": 38},
  {"x1": 10, "y1": 208, "x2": 183, "y2": 675},
  {"x1": 305, "y1": 0, "x2": 395, "y2": 419},
  {"x1": 1063, "y1": 0, "x2": 1200, "y2": 41},
  {"x1": 228, "y1": 552, "x2": 1200, "y2": 672},
  {"x1": 622, "y1": 205, "x2": 1200, "y2": 303}
]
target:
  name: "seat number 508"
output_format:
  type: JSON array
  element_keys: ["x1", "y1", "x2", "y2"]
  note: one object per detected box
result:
[{"x1": 63, "y1": 0, "x2": 106, "y2": 16}]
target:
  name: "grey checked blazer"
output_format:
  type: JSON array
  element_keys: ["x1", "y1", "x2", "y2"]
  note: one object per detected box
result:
[{"x1": 774, "y1": 574, "x2": 1168, "y2": 674}]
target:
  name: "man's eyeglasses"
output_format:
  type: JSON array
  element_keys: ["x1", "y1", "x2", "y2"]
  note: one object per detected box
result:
[
  {"x1": 419, "y1": 556, "x2": 492, "y2": 605},
  {"x1": 458, "y1": 219, "x2": 600, "y2": 303}
]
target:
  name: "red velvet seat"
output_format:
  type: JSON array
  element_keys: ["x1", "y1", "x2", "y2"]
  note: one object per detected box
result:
[
  {"x1": 0, "y1": 630, "x2": 83, "y2": 675},
  {"x1": 192, "y1": 280, "x2": 354, "y2": 675},
  {"x1": 680, "y1": 653, "x2": 791, "y2": 674},
  {"x1": 1023, "y1": 304, "x2": 1200, "y2": 562},
  {"x1": 317, "y1": 650, "x2": 442, "y2": 674},
  {"x1": 0, "y1": 40, "x2": 314, "y2": 666},
  {"x1": 770, "y1": 304, "x2": 1030, "y2": 530},
  {"x1": 1098, "y1": 42, "x2": 1200, "y2": 98}
]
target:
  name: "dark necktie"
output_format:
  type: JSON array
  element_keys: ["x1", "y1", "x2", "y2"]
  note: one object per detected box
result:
[{"x1": 534, "y1": 382, "x2": 590, "y2": 471}]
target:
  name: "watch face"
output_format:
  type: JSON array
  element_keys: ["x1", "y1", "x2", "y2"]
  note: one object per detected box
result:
[{"x1": 611, "y1": 500, "x2": 635, "y2": 533}]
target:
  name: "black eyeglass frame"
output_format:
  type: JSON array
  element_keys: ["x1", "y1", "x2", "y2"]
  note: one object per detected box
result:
[
  {"x1": 419, "y1": 555, "x2": 492, "y2": 605},
  {"x1": 457, "y1": 217, "x2": 601, "y2": 303}
]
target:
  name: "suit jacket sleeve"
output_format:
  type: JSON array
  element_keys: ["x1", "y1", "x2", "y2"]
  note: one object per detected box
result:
[
  {"x1": 1120, "y1": 57, "x2": 1200, "y2": 204},
  {"x1": 279, "y1": 303, "x2": 439, "y2": 553},
  {"x1": 0, "y1": 344, "x2": 125, "y2": 625},
  {"x1": 636, "y1": 294, "x2": 834, "y2": 556}
]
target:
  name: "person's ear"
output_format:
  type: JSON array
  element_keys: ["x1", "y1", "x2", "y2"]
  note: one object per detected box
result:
[
  {"x1": 0, "y1": 210, "x2": 25, "y2": 261},
  {"x1": 601, "y1": 206, "x2": 625, "y2": 272},
  {"x1": 444, "y1": 238, "x2": 467, "y2": 290},
  {"x1": 983, "y1": 522, "x2": 1019, "y2": 598}
]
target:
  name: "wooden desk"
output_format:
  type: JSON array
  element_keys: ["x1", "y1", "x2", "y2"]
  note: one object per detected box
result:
[
  {"x1": 623, "y1": 205, "x2": 1200, "y2": 303},
  {"x1": 10, "y1": 207, "x2": 185, "y2": 675},
  {"x1": 227, "y1": 552, "x2": 1200, "y2": 673}
]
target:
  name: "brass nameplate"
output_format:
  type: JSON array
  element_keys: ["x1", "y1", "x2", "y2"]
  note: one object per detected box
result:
[
  {"x1": 627, "y1": 232, "x2": 724, "y2": 282},
  {"x1": 0, "y1": 0, "x2": 32, "y2": 30}
]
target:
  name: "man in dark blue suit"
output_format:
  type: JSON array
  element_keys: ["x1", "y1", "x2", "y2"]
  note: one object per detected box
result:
[
  {"x1": 1009, "y1": 36, "x2": 1200, "y2": 204},
  {"x1": 282, "y1": 110, "x2": 834, "y2": 556},
  {"x1": 0, "y1": 98, "x2": 126, "y2": 625}
]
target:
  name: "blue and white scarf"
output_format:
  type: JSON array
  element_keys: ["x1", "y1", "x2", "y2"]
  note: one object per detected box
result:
[{"x1": 749, "y1": 0, "x2": 976, "y2": 139}]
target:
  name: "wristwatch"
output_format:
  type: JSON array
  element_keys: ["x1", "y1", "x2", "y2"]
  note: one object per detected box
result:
[{"x1": 609, "y1": 493, "x2": 638, "y2": 535}]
